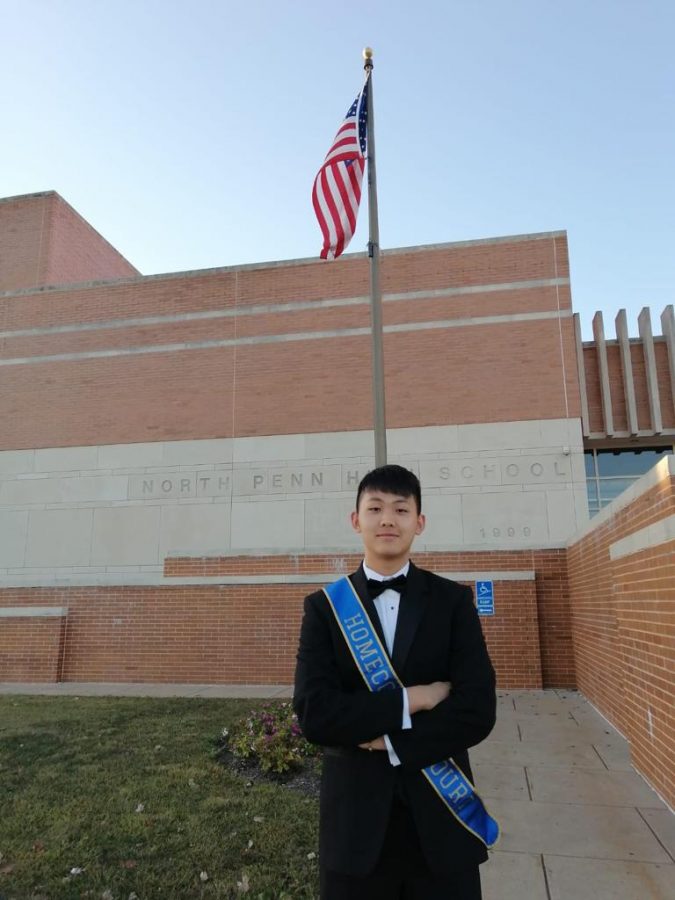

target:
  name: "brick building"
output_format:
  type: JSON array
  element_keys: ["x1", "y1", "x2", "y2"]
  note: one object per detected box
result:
[{"x1": 1, "y1": 191, "x2": 673, "y2": 805}]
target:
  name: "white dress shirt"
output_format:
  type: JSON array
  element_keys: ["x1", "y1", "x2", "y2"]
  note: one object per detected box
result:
[{"x1": 362, "y1": 560, "x2": 412, "y2": 766}]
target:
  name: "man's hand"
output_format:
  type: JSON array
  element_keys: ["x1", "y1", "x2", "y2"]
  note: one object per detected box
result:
[
  {"x1": 358, "y1": 736, "x2": 387, "y2": 751},
  {"x1": 407, "y1": 681, "x2": 451, "y2": 714},
  {"x1": 355, "y1": 682, "x2": 450, "y2": 750}
]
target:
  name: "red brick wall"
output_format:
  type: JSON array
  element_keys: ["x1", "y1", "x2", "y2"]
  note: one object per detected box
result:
[
  {"x1": 607, "y1": 343, "x2": 627, "y2": 432},
  {"x1": 0, "y1": 233, "x2": 578, "y2": 450},
  {"x1": 567, "y1": 467, "x2": 675, "y2": 806},
  {"x1": 0, "y1": 193, "x2": 137, "y2": 295},
  {"x1": 44, "y1": 193, "x2": 138, "y2": 286},
  {"x1": 0, "y1": 587, "x2": 302, "y2": 684},
  {"x1": 534, "y1": 552, "x2": 576, "y2": 688},
  {"x1": 0, "y1": 194, "x2": 51, "y2": 292},
  {"x1": 631, "y1": 342, "x2": 654, "y2": 432},
  {"x1": 612, "y1": 539, "x2": 675, "y2": 806},
  {"x1": 583, "y1": 346, "x2": 603, "y2": 434},
  {"x1": 655, "y1": 340, "x2": 675, "y2": 428},
  {"x1": 0, "y1": 615, "x2": 66, "y2": 682}
]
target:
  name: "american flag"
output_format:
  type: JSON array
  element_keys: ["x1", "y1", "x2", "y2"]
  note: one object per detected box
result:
[{"x1": 312, "y1": 76, "x2": 369, "y2": 260}]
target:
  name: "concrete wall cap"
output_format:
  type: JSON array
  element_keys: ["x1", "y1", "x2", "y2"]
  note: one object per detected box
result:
[{"x1": 0, "y1": 606, "x2": 68, "y2": 617}]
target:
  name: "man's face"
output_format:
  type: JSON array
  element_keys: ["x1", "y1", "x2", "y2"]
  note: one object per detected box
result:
[{"x1": 351, "y1": 489, "x2": 426, "y2": 567}]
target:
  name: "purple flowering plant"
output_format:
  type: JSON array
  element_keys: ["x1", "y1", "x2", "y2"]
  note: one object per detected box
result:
[{"x1": 223, "y1": 701, "x2": 320, "y2": 774}]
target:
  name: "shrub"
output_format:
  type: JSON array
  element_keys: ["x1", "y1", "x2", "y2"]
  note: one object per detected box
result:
[{"x1": 221, "y1": 702, "x2": 320, "y2": 774}]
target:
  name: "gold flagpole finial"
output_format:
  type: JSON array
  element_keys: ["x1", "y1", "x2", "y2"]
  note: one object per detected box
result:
[{"x1": 363, "y1": 47, "x2": 373, "y2": 70}]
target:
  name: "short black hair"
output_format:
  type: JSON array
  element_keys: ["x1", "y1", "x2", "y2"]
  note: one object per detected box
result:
[{"x1": 356, "y1": 464, "x2": 422, "y2": 513}]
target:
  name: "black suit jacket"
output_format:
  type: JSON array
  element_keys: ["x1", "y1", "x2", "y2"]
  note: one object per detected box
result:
[{"x1": 293, "y1": 561, "x2": 497, "y2": 876}]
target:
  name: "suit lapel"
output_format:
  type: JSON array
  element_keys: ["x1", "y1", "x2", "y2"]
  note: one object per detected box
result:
[
  {"x1": 349, "y1": 565, "x2": 388, "y2": 649},
  {"x1": 391, "y1": 561, "x2": 431, "y2": 673}
]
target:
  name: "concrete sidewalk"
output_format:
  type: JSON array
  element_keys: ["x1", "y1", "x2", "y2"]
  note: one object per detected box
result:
[
  {"x1": 1, "y1": 684, "x2": 673, "y2": 899},
  {"x1": 0, "y1": 681, "x2": 294, "y2": 699},
  {"x1": 477, "y1": 690, "x2": 674, "y2": 900}
]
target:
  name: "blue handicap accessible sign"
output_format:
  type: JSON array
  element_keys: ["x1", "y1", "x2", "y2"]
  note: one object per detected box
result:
[{"x1": 475, "y1": 580, "x2": 494, "y2": 616}]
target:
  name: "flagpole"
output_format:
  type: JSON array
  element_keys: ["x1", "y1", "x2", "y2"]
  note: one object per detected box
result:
[{"x1": 363, "y1": 47, "x2": 387, "y2": 467}]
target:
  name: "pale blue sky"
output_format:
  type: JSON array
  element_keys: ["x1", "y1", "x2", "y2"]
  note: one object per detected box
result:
[{"x1": 1, "y1": 0, "x2": 673, "y2": 338}]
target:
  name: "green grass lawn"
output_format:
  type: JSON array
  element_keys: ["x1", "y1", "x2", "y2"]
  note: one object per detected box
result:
[{"x1": 0, "y1": 696, "x2": 319, "y2": 899}]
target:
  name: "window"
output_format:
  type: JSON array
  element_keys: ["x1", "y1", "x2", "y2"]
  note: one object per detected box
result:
[{"x1": 585, "y1": 447, "x2": 673, "y2": 516}]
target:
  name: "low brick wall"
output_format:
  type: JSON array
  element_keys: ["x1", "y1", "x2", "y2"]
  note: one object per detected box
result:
[
  {"x1": 567, "y1": 456, "x2": 675, "y2": 807},
  {"x1": 0, "y1": 549, "x2": 572, "y2": 690}
]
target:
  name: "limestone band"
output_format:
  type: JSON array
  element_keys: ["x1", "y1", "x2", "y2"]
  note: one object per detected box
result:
[{"x1": 323, "y1": 576, "x2": 500, "y2": 849}]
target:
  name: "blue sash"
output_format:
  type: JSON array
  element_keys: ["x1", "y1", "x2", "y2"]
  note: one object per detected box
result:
[{"x1": 323, "y1": 575, "x2": 500, "y2": 849}]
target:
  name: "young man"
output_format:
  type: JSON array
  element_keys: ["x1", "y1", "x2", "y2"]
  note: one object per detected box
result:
[{"x1": 293, "y1": 464, "x2": 497, "y2": 899}]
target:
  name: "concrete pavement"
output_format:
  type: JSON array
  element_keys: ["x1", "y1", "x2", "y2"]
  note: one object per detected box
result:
[
  {"x1": 0, "y1": 681, "x2": 294, "y2": 699},
  {"x1": 478, "y1": 690, "x2": 674, "y2": 900},
  {"x1": 1, "y1": 684, "x2": 673, "y2": 899}
]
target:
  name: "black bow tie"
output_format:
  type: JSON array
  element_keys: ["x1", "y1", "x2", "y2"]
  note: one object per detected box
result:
[{"x1": 366, "y1": 573, "x2": 407, "y2": 599}]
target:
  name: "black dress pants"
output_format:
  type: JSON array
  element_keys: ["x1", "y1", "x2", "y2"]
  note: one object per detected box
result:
[{"x1": 320, "y1": 796, "x2": 483, "y2": 900}]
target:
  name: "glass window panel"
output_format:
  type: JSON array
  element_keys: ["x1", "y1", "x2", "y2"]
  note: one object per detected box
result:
[
  {"x1": 586, "y1": 480, "x2": 598, "y2": 504},
  {"x1": 584, "y1": 451, "x2": 596, "y2": 477},
  {"x1": 598, "y1": 477, "x2": 638, "y2": 504},
  {"x1": 596, "y1": 448, "x2": 673, "y2": 477}
]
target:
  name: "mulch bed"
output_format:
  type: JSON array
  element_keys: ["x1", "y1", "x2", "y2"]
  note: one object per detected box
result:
[{"x1": 216, "y1": 747, "x2": 321, "y2": 798}]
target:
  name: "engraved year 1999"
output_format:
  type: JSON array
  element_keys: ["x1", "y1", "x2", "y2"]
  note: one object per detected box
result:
[{"x1": 479, "y1": 526, "x2": 532, "y2": 538}]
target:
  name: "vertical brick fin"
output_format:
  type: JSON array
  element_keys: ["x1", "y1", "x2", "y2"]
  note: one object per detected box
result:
[
  {"x1": 615, "y1": 309, "x2": 638, "y2": 435},
  {"x1": 661, "y1": 305, "x2": 675, "y2": 417},
  {"x1": 573, "y1": 313, "x2": 590, "y2": 436},
  {"x1": 592, "y1": 311, "x2": 614, "y2": 437},
  {"x1": 638, "y1": 307, "x2": 663, "y2": 435}
]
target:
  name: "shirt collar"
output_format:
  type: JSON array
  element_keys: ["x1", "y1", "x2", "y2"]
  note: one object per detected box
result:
[{"x1": 362, "y1": 560, "x2": 410, "y2": 582}]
